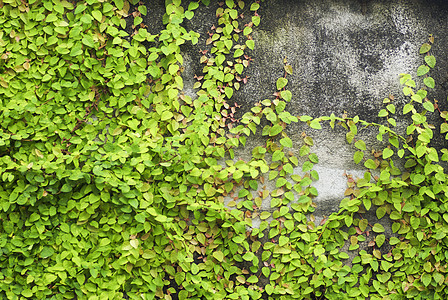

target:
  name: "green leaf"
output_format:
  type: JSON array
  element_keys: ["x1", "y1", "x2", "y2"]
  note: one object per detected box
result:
[
  {"x1": 434, "y1": 231, "x2": 446, "y2": 240},
  {"x1": 402, "y1": 202, "x2": 414, "y2": 213},
  {"x1": 235, "y1": 64, "x2": 243, "y2": 74},
  {"x1": 403, "y1": 86, "x2": 412, "y2": 96},
  {"x1": 272, "y1": 150, "x2": 284, "y2": 161},
  {"x1": 387, "y1": 118, "x2": 396, "y2": 127},
  {"x1": 169, "y1": 64, "x2": 180, "y2": 75},
  {"x1": 82, "y1": 35, "x2": 95, "y2": 48},
  {"x1": 425, "y1": 55, "x2": 436, "y2": 68},
  {"x1": 265, "y1": 284, "x2": 274, "y2": 295},
  {"x1": 382, "y1": 148, "x2": 393, "y2": 159},
  {"x1": 284, "y1": 64, "x2": 293, "y2": 75},
  {"x1": 416, "y1": 65, "x2": 430, "y2": 76},
  {"x1": 191, "y1": 263, "x2": 199, "y2": 274},
  {"x1": 423, "y1": 101, "x2": 434, "y2": 112},
  {"x1": 364, "y1": 159, "x2": 377, "y2": 169},
  {"x1": 344, "y1": 215, "x2": 353, "y2": 227},
  {"x1": 234, "y1": 49, "x2": 244, "y2": 57},
  {"x1": 421, "y1": 273, "x2": 432, "y2": 287},
  {"x1": 410, "y1": 216, "x2": 420, "y2": 229},
  {"x1": 363, "y1": 198, "x2": 371, "y2": 210},
  {"x1": 161, "y1": 111, "x2": 173, "y2": 121},
  {"x1": 40, "y1": 247, "x2": 55, "y2": 258},
  {"x1": 225, "y1": 0, "x2": 235, "y2": 8},
  {"x1": 441, "y1": 123, "x2": 448, "y2": 134},
  {"x1": 242, "y1": 252, "x2": 255, "y2": 261},
  {"x1": 213, "y1": 251, "x2": 224, "y2": 262},
  {"x1": 300, "y1": 115, "x2": 313, "y2": 122},
  {"x1": 346, "y1": 131, "x2": 354, "y2": 144},
  {"x1": 407, "y1": 79, "x2": 416, "y2": 87},
  {"x1": 21, "y1": 289, "x2": 33, "y2": 298},
  {"x1": 46, "y1": 14, "x2": 58, "y2": 22},
  {"x1": 276, "y1": 177, "x2": 287, "y2": 188},
  {"x1": 302, "y1": 161, "x2": 313, "y2": 172},
  {"x1": 403, "y1": 103, "x2": 414, "y2": 114},
  {"x1": 246, "y1": 275, "x2": 258, "y2": 283},
  {"x1": 260, "y1": 212, "x2": 271, "y2": 220},
  {"x1": 273, "y1": 246, "x2": 291, "y2": 254},
  {"x1": 309, "y1": 120, "x2": 322, "y2": 129},
  {"x1": 138, "y1": 5, "x2": 148, "y2": 15},
  {"x1": 359, "y1": 219, "x2": 368, "y2": 232},
  {"x1": 185, "y1": 10, "x2": 194, "y2": 19},
  {"x1": 424, "y1": 77, "x2": 435, "y2": 89},
  {"x1": 188, "y1": 2, "x2": 200, "y2": 10},
  {"x1": 433, "y1": 272, "x2": 443, "y2": 284},
  {"x1": 114, "y1": 0, "x2": 124, "y2": 10},
  {"x1": 246, "y1": 39, "x2": 255, "y2": 50},
  {"x1": 70, "y1": 44, "x2": 83, "y2": 57},
  {"x1": 376, "y1": 207, "x2": 386, "y2": 219},
  {"x1": 412, "y1": 174, "x2": 425, "y2": 185},
  {"x1": 275, "y1": 101, "x2": 286, "y2": 113},
  {"x1": 308, "y1": 153, "x2": 319, "y2": 163},
  {"x1": 250, "y1": 3, "x2": 260, "y2": 10},
  {"x1": 280, "y1": 90, "x2": 292, "y2": 101},
  {"x1": 225, "y1": 87, "x2": 234, "y2": 99},
  {"x1": 389, "y1": 237, "x2": 400, "y2": 245},
  {"x1": 280, "y1": 137, "x2": 293, "y2": 148},
  {"x1": 379, "y1": 170, "x2": 390, "y2": 181},
  {"x1": 378, "y1": 109, "x2": 388, "y2": 117},
  {"x1": 386, "y1": 104, "x2": 396, "y2": 114},
  {"x1": 377, "y1": 272, "x2": 391, "y2": 283},
  {"x1": 372, "y1": 223, "x2": 384, "y2": 233},
  {"x1": 135, "y1": 213, "x2": 146, "y2": 223},
  {"x1": 419, "y1": 43, "x2": 431, "y2": 54},
  {"x1": 92, "y1": 10, "x2": 102, "y2": 22},
  {"x1": 269, "y1": 124, "x2": 283, "y2": 136},
  {"x1": 411, "y1": 94, "x2": 422, "y2": 103},
  {"x1": 354, "y1": 140, "x2": 366, "y2": 150},
  {"x1": 375, "y1": 234, "x2": 385, "y2": 248},
  {"x1": 42, "y1": 74, "x2": 52, "y2": 81},
  {"x1": 276, "y1": 78, "x2": 288, "y2": 90}
]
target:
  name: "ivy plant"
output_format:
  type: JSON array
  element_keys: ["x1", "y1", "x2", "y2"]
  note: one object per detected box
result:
[{"x1": 1, "y1": 0, "x2": 447, "y2": 299}]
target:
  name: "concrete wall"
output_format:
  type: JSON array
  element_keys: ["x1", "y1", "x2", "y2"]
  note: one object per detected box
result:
[
  {"x1": 145, "y1": 0, "x2": 448, "y2": 250},
  {"x1": 239, "y1": 0, "x2": 448, "y2": 226}
]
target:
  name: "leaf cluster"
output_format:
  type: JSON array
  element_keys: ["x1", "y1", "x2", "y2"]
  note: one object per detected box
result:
[{"x1": 1, "y1": 1, "x2": 447, "y2": 299}]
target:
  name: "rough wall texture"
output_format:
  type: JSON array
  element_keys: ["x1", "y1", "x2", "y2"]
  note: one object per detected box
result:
[
  {"x1": 247, "y1": 0, "x2": 448, "y2": 119},
  {"x1": 146, "y1": 0, "x2": 448, "y2": 247},
  {"x1": 235, "y1": 0, "x2": 448, "y2": 231}
]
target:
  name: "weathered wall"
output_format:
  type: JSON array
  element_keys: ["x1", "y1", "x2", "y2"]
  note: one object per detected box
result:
[
  {"x1": 146, "y1": 0, "x2": 448, "y2": 246},
  {"x1": 236, "y1": 0, "x2": 448, "y2": 229},
  {"x1": 246, "y1": 0, "x2": 448, "y2": 119}
]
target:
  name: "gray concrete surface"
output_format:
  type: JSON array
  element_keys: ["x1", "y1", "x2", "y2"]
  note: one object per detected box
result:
[{"x1": 143, "y1": 0, "x2": 448, "y2": 260}]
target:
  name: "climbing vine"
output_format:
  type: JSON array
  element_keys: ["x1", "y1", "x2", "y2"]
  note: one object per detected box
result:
[{"x1": 0, "y1": 0, "x2": 447, "y2": 299}]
